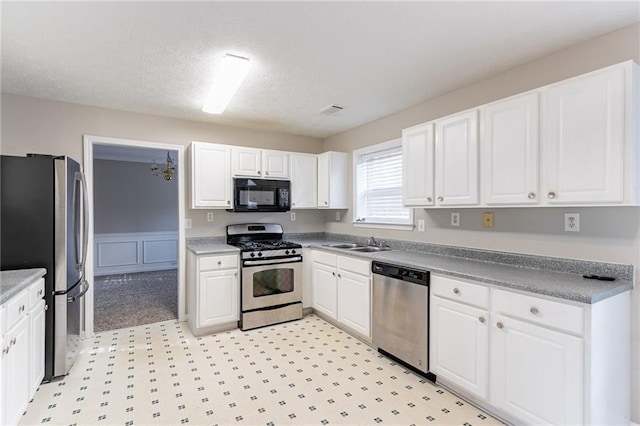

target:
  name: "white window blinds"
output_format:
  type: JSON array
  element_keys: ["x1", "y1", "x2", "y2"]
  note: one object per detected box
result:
[{"x1": 354, "y1": 140, "x2": 411, "y2": 225}]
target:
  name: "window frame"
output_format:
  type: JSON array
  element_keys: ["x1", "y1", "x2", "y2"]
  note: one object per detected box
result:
[{"x1": 352, "y1": 138, "x2": 414, "y2": 231}]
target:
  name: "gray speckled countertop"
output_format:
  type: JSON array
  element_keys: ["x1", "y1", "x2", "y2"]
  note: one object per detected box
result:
[
  {"x1": 0, "y1": 268, "x2": 47, "y2": 305},
  {"x1": 186, "y1": 235, "x2": 633, "y2": 304}
]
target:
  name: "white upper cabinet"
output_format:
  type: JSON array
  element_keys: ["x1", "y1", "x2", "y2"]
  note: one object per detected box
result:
[
  {"x1": 481, "y1": 92, "x2": 540, "y2": 205},
  {"x1": 290, "y1": 153, "x2": 318, "y2": 209},
  {"x1": 435, "y1": 109, "x2": 479, "y2": 206},
  {"x1": 402, "y1": 122, "x2": 435, "y2": 206},
  {"x1": 232, "y1": 147, "x2": 289, "y2": 179},
  {"x1": 543, "y1": 64, "x2": 627, "y2": 205},
  {"x1": 317, "y1": 151, "x2": 348, "y2": 209},
  {"x1": 190, "y1": 141, "x2": 232, "y2": 209}
]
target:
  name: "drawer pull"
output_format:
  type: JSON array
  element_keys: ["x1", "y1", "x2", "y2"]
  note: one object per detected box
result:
[
  {"x1": 38, "y1": 289, "x2": 43, "y2": 296},
  {"x1": 10, "y1": 338, "x2": 16, "y2": 346},
  {"x1": 427, "y1": 197, "x2": 432, "y2": 203},
  {"x1": 478, "y1": 316, "x2": 485, "y2": 323},
  {"x1": 453, "y1": 288, "x2": 460, "y2": 295},
  {"x1": 530, "y1": 307, "x2": 539, "y2": 315},
  {"x1": 19, "y1": 305, "x2": 25, "y2": 313},
  {"x1": 437, "y1": 196, "x2": 444, "y2": 202},
  {"x1": 527, "y1": 192, "x2": 536, "y2": 199},
  {"x1": 217, "y1": 261, "x2": 222, "y2": 266},
  {"x1": 496, "y1": 322, "x2": 504, "y2": 329},
  {"x1": 332, "y1": 272, "x2": 336, "y2": 276},
  {"x1": 227, "y1": 200, "x2": 231, "y2": 205},
  {"x1": 2, "y1": 346, "x2": 9, "y2": 355},
  {"x1": 338, "y1": 274, "x2": 341, "y2": 278}
]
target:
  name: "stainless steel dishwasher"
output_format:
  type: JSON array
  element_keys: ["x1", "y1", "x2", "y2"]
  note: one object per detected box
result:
[{"x1": 372, "y1": 261, "x2": 434, "y2": 380}]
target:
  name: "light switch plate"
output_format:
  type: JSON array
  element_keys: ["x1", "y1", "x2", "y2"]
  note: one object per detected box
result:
[
  {"x1": 335, "y1": 212, "x2": 341, "y2": 221},
  {"x1": 418, "y1": 219, "x2": 425, "y2": 232}
]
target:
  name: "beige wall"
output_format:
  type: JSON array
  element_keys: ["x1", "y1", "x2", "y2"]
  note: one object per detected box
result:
[
  {"x1": 323, "y1": 22, "x2": 640, "y2": 421},
  {"x1": 0, "y1": 94, "x2": 327, "y2": 237}
]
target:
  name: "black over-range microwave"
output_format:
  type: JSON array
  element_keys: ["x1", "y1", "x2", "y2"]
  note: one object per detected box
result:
[{"x1": 232, "y1": 178, "x2": 291, "y2": 212}]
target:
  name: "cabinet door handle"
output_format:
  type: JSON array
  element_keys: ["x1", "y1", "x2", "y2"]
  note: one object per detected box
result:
[
  {"x1": 265, "y1": 171, "x2": 269, "y2": 176},
  {"x1": 324, "y1": 201, "x2": 328, "y2": 205},
  {"x1": 292, "y1": 202, "x2": 296, "y2": 206},
  {"x1": 547, "y1": 191, "x2": 556, "y2": 199},
  {"x1": 527, "y1": 192, "x2": 536, "y2": 199},
  {"x1": 38, "y1": 289, "x2": 43, "y2": 296},
  {"x1": 19, "y1": 305, "x2": 25, "y2": 313},
  {"x1": 427, "y1": 197, "x2": 432, "y2": 203},
  {"x1": 338, "y1": 274, "x2": 341, "y2": 278},
  {"x1": 332, "y1": 272, "x2": 336, "y2": 277},
  {"x1": 2, "y1": 346, "x2": 9, "y2": 355},
  {"x1": 10, "y1": 338, "x2": 16, "y2": 345},
  {"x1": 257, "y1": 170, "x2": 262, "y2": 175},
  {"x1": 478, "y1": 316, "x2": 485, "y2": 323},
  {"x1": 437, "y1": 196, "x2": 444, "y2": 202},
  {"x1": 530, "y1": 307, "x2": 539, "y2": 315},
  {"x1": 453, "y1": 288, "x2": 460, "y2": 295},
  {"x1": 227, "y1": 200, "x2": 231, "y2": 205},
  {"x1": 496, "y1": 322, "x2": 504, "y2": 329},
  {"x1": 217, "y1": 261, "x2": 222, "y2": 266}
]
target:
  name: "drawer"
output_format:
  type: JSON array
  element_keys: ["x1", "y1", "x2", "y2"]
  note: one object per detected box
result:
[
  {"x1": 6, "y1": 289, "x2": 30, "y2": 331},
  {"x1": 29, "y1": 278, "x2": 45, "y2": 306},
  {"x1": 338, "y1": 255, "x2": 370, "y2": 276},
  {"x1": 313, "y1": 250, "x2": 337, "y2": 268},
  {"x1": 492, "y1": 288, "x2": 584, "y2": 335},
  {"x1": 199, "y1": 254, "x2": 238, "y2": 271},
  {"x1": 431, "y1": 274, "x2": 489, "y2": 309}
]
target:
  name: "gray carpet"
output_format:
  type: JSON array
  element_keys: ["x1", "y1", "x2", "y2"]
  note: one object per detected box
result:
[{"x1": 94, "y1": 269, "x2": 177, "y2": 332}]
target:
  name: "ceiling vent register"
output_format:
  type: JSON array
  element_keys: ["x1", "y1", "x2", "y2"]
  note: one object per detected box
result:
[{"x1": 320, "y1": 104, "x2": 345, "y2": 115}]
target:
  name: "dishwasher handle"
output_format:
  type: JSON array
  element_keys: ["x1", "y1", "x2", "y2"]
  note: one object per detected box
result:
[{"x1": 372, "y1": 261, "x2": 429, "y2": 286}]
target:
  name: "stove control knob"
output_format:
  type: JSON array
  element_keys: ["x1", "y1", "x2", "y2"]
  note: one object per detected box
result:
[
  {"x1": 285, "y1": 250, "x2": 290, "y2": 255},
  {"x1": 258, "y1": 252, "x2": 263, "y2": 257},
  {"x1": 250, "y1": 253, "x2": 256, "y2": 258},
  {"x1": 291, "y1": 249, "x2": 297, "y2": 254}
]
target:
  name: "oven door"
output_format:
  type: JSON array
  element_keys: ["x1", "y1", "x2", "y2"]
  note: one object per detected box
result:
[{"x1": 242, "y1": 257, "x2": 302, "y2": 311}]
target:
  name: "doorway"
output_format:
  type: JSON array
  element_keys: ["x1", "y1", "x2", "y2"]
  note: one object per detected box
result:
[{"x1": 83, "y1": 135, "x2": 186, "y2": 337}]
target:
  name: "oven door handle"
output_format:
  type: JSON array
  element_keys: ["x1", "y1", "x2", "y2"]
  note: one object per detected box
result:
[{"x1": 243, "y1": 256, "x2": 302, "y2": 266}]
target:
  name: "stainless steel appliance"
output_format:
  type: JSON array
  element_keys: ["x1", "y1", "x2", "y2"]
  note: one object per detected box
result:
[
  {"x1": 1, "y1": 154, "x2": 89, "y2": 381},
  {"x1": 233, "y1": 178, "x2": 291, "y2": 212},
  {"x1": 227, "y1": 223, "x2": 302, "y2": 330},
  {"x1": 372, "y1": 261, "x2": 434, "y2": 380}
]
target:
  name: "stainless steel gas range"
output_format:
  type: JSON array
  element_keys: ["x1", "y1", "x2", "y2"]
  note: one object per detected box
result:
[{"x1": 226, "y1": 223, "x2": 303, "y2": 330}]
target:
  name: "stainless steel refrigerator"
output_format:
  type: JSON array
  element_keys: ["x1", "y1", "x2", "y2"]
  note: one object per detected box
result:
[{"x1": 1, "y1": 154, "x2": 89, "y2": 381}]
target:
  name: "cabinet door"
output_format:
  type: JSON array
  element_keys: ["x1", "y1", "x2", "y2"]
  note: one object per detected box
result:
[
  {"x1": 491, "y1": 314, "x2": 583, "y2": 425},
  {"x1": 232, "y1": 147, "x2": 262, "y2": 177},
  {"x1": 435, "y1": 110, "x2": 479, "y2": 206},
  {"x1": 481, "y1": 93, "x2": 539, "y2": 205},
  {"x1": 2, "y1": 316, "x2": 30, "y2": 426},
  {"x1": 29, "y1": 302, "x2": 46, "y2": 396},
  {"x1": 402, "y1": 123, "x2": 435, "y2": 206},
  {"x1": 337, "y1": 271, "x2": 371, "y2": 337},
  {"x1": 544, "y1": 66, "x2": 624, "y2": 204},
  {"x1": 263, "y1": 150, "x2": 289, "y2": 179},
  {"x1": 312, "y1": 262, "x2": 337, "y2": 319},
  {"x1": 198, "y1": 269, "x2": 239, "y2": 328},
  {"x1": 430, "y1": 296, "x2": 488, "y2": 399},
  {"x1": 290, "y1": 153, "x2": 318, "y2": 209},
  {"x1": 317, "y1": 153, "x2": 330, "y2": 208},
  {"x1": 191, "y1": 142, "x2": 232, "y2": 208}
]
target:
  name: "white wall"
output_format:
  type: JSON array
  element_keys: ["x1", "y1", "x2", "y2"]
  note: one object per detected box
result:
[
  {"x1": 0, "y1": 94, "x2": 327, "y2": 237},
  {"x1": 322, "y1": 22, "x2": 640, "y2": 422}
]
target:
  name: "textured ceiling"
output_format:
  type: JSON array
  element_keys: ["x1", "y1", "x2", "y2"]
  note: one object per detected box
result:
[{"x1": 2, "y1": 2, "x2": 639, "y2": 138}]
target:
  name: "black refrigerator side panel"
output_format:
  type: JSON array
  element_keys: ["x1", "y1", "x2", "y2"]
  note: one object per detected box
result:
[{"x1": 1, "y1": 155, "x2": 56, "y2": 380}]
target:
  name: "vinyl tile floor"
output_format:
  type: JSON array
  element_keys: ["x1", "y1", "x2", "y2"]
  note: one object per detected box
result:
[{"x1": 21, "y1": 315, "x2": 503, "y2": 425}]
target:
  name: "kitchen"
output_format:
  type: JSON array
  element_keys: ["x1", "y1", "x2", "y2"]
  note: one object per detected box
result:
[{"x1": 1, "y1": 2, "x2": 639, "y2": 425}]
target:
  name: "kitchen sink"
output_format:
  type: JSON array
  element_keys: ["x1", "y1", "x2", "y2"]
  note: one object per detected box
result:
[
  {"x1": 348, "y1": 246, "x2": 392, "y2": 252},
  {"x1": 323, "y1": 243, "x2": 366, "y2": 249}
]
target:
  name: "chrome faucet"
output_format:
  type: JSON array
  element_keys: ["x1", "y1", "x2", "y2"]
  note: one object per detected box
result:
[{"x1": 367, "y1": 236, "x2": 378, "y2": 246}]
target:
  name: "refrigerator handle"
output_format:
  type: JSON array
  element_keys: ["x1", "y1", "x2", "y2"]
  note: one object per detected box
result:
[{"x1": 75, "y1": 171, "x2": 90, "y2": 279}]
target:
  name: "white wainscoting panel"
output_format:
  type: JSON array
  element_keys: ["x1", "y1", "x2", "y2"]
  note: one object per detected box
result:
[{"x1": 95, "y1": 232, "x2": 178, "y2": 276}]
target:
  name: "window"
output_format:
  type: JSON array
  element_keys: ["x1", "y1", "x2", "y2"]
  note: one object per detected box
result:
[{"x1": 353, "y1": 138, "x2": 412, "y2": 229}]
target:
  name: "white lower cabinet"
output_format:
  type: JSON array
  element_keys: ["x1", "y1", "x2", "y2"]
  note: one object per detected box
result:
[
  {"x1": 430, "y1": 274, "x2": 630, "y2": 425},
  {"x1": 1, "y1": 275, "x2": 46, "y2": 426},
  {"x1": 491, "y1": 313, "x2": 583, "y2": 425},
  {"x1": 187, "y1": 252, "x2": 239, "y2": 335},
  {"x1": 311, "y1": 250, "x2": 371, "y2": 338}
]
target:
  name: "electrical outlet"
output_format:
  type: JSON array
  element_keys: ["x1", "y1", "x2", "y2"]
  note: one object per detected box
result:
[
  {"x1": 290, "y1": 212, "x2": 296, "y2": 221},
  {"x1": 207, "y1": 212, "x2": 214, "y2": 222},
  {"x1": 335, "y1": 212, "x2": 341, "y2": 221},
  {"x1": 185, "y1": 218, "x2": 192, "y2": 229},
  {"x1": 482, "y1": 212, "x2": 494, "y2": 228},
  {"x1": 451, "y1": 212, "x2": 460, "y2": 227},
  {"x1": 564, "y1": 213, "x2": 580, "y2": 232},
  {"x1": 418, "y1": 219, "x2": 425, "y2": 232}
]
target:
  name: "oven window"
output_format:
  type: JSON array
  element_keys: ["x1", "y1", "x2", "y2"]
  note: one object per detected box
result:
[{"x1": 253, "y1": 268, "x2": 294, "y2": 297}]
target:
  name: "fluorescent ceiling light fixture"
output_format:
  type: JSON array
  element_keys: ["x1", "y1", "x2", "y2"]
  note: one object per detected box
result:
[{"x1": 202, "y1": 54, "x2": 251, "y2": 114}]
